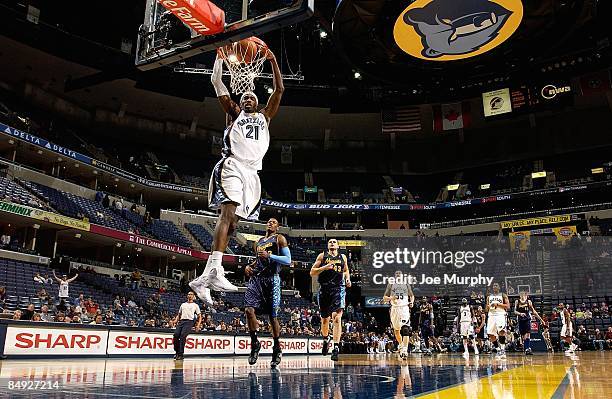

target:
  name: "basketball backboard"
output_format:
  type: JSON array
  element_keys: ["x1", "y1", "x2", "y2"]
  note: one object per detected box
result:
[{"x1": 136, "y1": 0, "x2": 314, "y2": 71}]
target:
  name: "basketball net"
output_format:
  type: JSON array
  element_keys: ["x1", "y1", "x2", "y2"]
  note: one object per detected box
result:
[{"x1": 218, "y1": 42, "x2": 267, "y2": 95}]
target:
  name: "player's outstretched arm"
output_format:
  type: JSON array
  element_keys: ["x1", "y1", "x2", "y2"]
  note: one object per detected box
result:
[
  {"x1": 211, "y1": 56, "x2": 240, "y2": 119},
  {"x1": 529, "y1": 300, "x2": 544, "y2": 323},
  {"x1": 262, "y1": 52, "x2": 284, "y2": 122}
]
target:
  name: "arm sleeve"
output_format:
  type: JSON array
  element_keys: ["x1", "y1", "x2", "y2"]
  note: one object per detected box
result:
[
  {"x1": 211, "y1": 58, "x2": 230, "y2": 97},
  {"x1": 269, "y1": 246, "x2": 292, "y2": 266}
]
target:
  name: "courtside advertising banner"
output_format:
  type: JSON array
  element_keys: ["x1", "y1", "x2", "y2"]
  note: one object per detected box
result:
[
  {"x1": 308, "y1": 339, "x2": 325, "y2": 354},
  {"x1": 234, "y1": 336, "x2": 308, "y2": 355},
  {"x1": 107, "y1": 330, "x2": 234, "y2": 355},
  {"x1": 3, "y1": 325, "x2": 108, "y2": 356}
]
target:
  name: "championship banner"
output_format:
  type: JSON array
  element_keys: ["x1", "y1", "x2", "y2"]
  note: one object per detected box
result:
[
  {"x1": 337, "y1": 240, "x2": 366, "y2": 247},
  {"x1": 553, "y1": 226, "x2": 577, "y2": 243},
  {"x1": 483, "y1": 88, "x2": 512, "y2": 117},
  {"x1": 509, "y1": 231, "x2": 530, "y2": 251},
  {"x1": 3, "y1": 325, "x2": 108, "y2": 356},
  {"x1": 500, "y1": 215, "x2": 572, "y2": 229},
  {"x1": 0, "y1": 201, "x2": 90, "y2": 231}
]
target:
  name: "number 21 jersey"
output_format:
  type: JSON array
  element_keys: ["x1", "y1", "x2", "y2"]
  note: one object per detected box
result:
[{"x1": 223, "y1": 111, "x2": 269, "y2": 170}]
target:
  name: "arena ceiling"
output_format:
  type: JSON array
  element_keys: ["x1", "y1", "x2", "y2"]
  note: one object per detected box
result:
[{"x1": 0, "y1": 0, "x2": 611, "y2": 108}]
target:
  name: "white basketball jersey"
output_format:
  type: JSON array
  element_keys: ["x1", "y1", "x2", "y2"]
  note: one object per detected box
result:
[
  {"x1": 223, "y1": 111, "x2": 269, "y2": 170},
  {"x1": 390, "y1": 284, "x2": 410, "y2": 307},
  {"x1": 488, "y1": 293, "x2": 505, "y2": 315},
  {"x1": 460, "y1": 305, "x2": 472, "y2": 323}
]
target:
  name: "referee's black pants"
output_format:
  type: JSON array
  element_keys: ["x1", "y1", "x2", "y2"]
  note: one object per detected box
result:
[{"x1": 174, "y1": 320, "x2": 194, "y2": 355}]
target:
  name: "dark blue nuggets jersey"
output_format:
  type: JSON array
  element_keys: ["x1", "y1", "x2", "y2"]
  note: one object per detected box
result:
[
  {"x1": 318, "y1": 252, "x2": 345, "y2": 288},
  {"x1": 254, "y1": 234, "x2": 281, "y2": 277}
]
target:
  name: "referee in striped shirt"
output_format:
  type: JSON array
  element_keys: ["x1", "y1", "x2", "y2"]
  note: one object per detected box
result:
[{"x1": 173, "y1": 291, "x2": 202, "y2": 360}]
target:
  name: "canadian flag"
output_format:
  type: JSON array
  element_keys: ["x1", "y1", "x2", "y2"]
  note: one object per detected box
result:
[{"x1": 433, "y1": 102, "x2": 471, "y2": 132}]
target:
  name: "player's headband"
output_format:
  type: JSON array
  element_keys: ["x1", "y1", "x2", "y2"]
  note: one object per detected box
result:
[{"x1": 240, "y1": 91, "x2": 258, "y2": 106}]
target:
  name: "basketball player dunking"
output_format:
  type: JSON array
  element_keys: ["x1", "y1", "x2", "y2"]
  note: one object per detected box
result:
[
  {"x1": 189, "y1": 49, "x2": 284, "y2": 305},
  {"x1": 486, "y1": 283, "x2": 510, "y2": 359},
  {"x1": 244, "y1": 218, "x2": 291, "y2": 368},
  {"x1": 383, "y1": 270, "x2": 414, "y2": 360},
  {"x1": 310, "y1": 239, "x2": 351, "y2": 361}
]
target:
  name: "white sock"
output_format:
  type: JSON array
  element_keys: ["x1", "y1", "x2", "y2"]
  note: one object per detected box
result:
[
  {"x1": 402, "y1": 337, "x2": 410, "y2": 350},
  {"x1": 202, "y1": 251, "x2": 223, "y2": 276},
  {"x1": 464, "y1": 343, "x2": 468, "y2": 352},
  {"x1": 499, "y1": 343, "x2": 505, "y2": 352}
]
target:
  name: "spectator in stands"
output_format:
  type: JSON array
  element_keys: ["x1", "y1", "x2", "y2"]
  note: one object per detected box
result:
[
  {"x1": 37, "y1": 288, "x2": 50, "y2": 302},
  {"x1": 0, "y1": 232, "x2": 10, "y2": 249},
  {"x1": 71, "y1": 315, "x2": 81, "y2": 324},
  {"x1": 131, "y1": 269, "x2": 142, "y2": 290},
  {"x1": 34, "y1": 273, "x2": 52, "y2": 285},
  {"x1": 0, "y1": 286, "x2": 5, "y2": 310},
  {"x1": 127, "y1": 297, "x2": 137, "y2": 308},
  {"x1": 32, "y1": 313, "x2": 42, "y2": 322},
  {"x1": 39, "y1": 305, "x2": 51, "y2": 322},
  {"x1": 74, "y1": 293, "x2": 85, "y2": 308},
  {"x1": 21, "y1": 304, "x2": 35, "y2": 321},
  {"x1": 84, "y1": 298, "x2": 98, "y2": 316},
  {"x1": 584, "y1": 309, "x2": 593, "y2": 319},
  {"x1": 102, "y1": 194, "x2": 110, "y2": 208},
  {"x1": 53, "y1": 270, "x2": 78, "y2": 302},
  {"x1": 577, "y1": 325, "x2": 588, "y2": 350},
  {"x1": 54, "y1": 312, "x2": 66, "y2": 323},
  {"x1": 116, "y1": 198, "x2": 124, "y2": 211},
  {"x1": 606, "y1": 327, "x2": 612, "y2": 349},
  {"x1": 90, "y1": 315, "x2": 104, "y2": 325},
  {"x1": 593, "y1": 328, "x2": 606, "y2": 351},
  {"x1": 12, "y1": 310, "x2": 22, "y2": 320},
  {"x1": 56, "y1": 299, "x2": 68, "y2": 313}
]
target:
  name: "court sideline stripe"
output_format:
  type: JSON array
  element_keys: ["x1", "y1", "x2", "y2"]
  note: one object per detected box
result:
[{"x1": 551, "y1": 365, "x2": 575, "y2": 399}]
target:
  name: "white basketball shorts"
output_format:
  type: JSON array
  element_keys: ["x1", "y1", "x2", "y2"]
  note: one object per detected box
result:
[
  {"x1": 208, "y1": 157, "x2": 261, "y2": 220},
  {"x1": 486, "y1": 313, "x2": 507, "y2": 336},
  {"x1": 390, "y1": 306, "x2": 410, "y2": 330}
]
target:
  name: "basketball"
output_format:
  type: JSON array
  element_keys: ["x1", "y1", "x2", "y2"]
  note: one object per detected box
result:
[{"x1": 219, "y1": 37, "x2": 269, "y2": 64}]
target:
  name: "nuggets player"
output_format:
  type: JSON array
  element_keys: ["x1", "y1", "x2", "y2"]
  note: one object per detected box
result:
[
  {"x1": 514, "y1": 291, "x2": 544, "y2": 355},
  {"x1": 459, "y1": 298, "x2": 479, "y2": 356},
  {"x1": 382, "y1": 271, "x2": 414, "y2": 359},
  {"x1": 559, "y1": 303, "x2": 578, "y2": 354},
  {"x1": 244, "y1": 218, "x2": 291, "y2": 368},
  {"x1": 310, "y1": 239, "x2": 351, "y2": 361},
  {"x1": 189, "y1": 50, "x2": 284, "y2": 305},
  {"x1": 486, "y1": 283, "x2": 510, "y2": 358},
  {"x1": 418, "y1": 297, "x2": 434, "y2": 355}
]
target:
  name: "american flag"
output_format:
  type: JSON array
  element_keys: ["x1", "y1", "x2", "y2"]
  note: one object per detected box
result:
[{"x1": 381, "y1": 105, "x2": 421, "y2": 133}]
